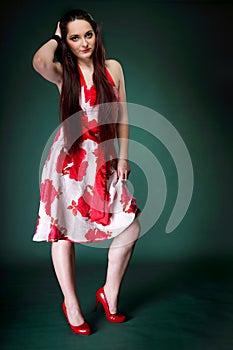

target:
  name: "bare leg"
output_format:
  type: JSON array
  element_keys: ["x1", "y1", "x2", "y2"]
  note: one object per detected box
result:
[
  {"x1": 103, "y1": 218, "x2": 141, "y2": 313},
  {"x1": 51, "y1": 240, "x2": 85, "y2": 326}
]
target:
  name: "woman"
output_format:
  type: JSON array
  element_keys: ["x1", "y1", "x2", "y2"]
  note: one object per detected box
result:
[{"x1": 32, "y1": 9, "x2": 141, "y2": 336}]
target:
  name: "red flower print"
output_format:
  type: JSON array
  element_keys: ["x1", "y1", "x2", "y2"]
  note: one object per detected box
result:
[
  {"x1": 79, "y1": 114, "x2": 100, "y2": 143},
  {"x1": 56, "y1": 148, "x2": 67, "y2": 173},
  {"x1": 77, "y1": 196, "x2": 91, "y2": 218},
  {"x1": 70, "y1": 146, "x2": 115, "y2": 226},
  {"x1": 56, "y1": 147, "x2": 88, "y2": 182},
  {"x1": 90, "y1": 206, "x2": 112, "y2": 226},
  {"x1": 50, "y1": 216, "x2": 58, "y2": 228},
  {"x1": 67, "y1": 200, "x2": 79, "y2": 216},
  {"x1": 76, "y1": 186, "x2": 92, "y2": 218},
  {"x1": 125, "y1": 197, "x2": 139, "y2": 214},
  {"x1": 48, "y1": 217, "x2": 67, "y2": 241},
  {"x1": 48, "y1": 225, "x2": 64, "y2": 241},
  {"x1": 75, "y1": 185, "x2": 112, "y2": 226},
  {"x1": 90, "y1": 154, "x2": 113, "y2": 225},
  {"x1": 85, "y1": 228, "x2": 112, "y2": 242},
  {"x1": 40, "y1": 179, "x2": 58, "y2": 216},
  {"x1": 84, "y1": 85, "x2": 96, "y2": 106}
]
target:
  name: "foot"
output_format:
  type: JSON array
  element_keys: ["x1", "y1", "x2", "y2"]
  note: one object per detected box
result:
[
  {"x1": 64, "y1": 300, "x2": 85, "y2": 326},
  {"x1": 95, "y1": 286, "x2": 126, "y2": 323}
]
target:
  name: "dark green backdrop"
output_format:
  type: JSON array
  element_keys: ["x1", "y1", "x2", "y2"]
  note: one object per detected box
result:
[
  {"x1": 0, "y1": 0, "x2": 232, "y2": 264},
  {"x1": 1, "y1": 1, "x2": 233, "y2": 349}
]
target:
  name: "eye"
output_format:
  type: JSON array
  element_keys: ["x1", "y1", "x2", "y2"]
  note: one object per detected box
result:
[
  {"x1": 85, "y1": 32, "x2": 93, "y2": 39},
  {"x1": 70, "y1": 35, "x2": 79, "y2": 41}
]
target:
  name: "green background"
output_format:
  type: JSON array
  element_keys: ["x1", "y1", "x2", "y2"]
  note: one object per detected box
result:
[{"x1": 1, "y1": 1, "x2": 233, "y2": 349}]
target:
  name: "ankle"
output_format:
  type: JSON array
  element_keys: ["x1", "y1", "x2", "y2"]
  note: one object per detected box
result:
[
  {"x1": 64, "y1": 296, "x2": 80, "y2": 310},
  {"x1": 63, "y1": 300, "x2": 85, "y2": 325},
  {"x1": 103, "y1": 285, "x2": 118, "y2": 313},
  {"x1": 103, "y1": 284, "x2": 118, "y2": 298}
]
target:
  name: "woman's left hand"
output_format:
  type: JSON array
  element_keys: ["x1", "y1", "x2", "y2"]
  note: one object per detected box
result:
[{"x1": 117, "y1": 159, "x2": 131, "y2": 181}]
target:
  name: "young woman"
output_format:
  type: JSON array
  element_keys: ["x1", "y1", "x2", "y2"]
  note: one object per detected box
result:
[{"x1": 32, "y1": 9, "x2": 141, "y2": 335}]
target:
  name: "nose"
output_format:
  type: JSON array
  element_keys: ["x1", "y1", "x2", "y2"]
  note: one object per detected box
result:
[{"x1": 81, "y1": 37, "x2": 88, "y2": 47}]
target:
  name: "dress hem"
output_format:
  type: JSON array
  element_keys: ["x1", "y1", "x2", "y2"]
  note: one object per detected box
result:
[{"x1": 33, "y1": 209, "x2": 141, "y2": 244}]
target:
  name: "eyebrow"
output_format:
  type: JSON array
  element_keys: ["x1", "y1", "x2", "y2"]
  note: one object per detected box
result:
[{"x1": 69, "y1": 30, "x2": 93, "y2": 38}]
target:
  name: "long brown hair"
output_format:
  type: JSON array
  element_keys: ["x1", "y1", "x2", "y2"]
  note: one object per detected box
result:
[{"x1": 56, "y1": 9, "x2": 118, "y2": 153}]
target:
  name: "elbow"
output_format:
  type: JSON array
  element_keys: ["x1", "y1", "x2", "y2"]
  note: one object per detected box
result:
[{"x1": 32, "y1": 55, "x2": 46, "y2": 72}]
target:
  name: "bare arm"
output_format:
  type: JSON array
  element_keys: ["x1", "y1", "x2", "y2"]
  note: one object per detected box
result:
[
  {"x1": 32, "y1": 22, "x2": 63, "y2": 87},
  {"x1": 108, "y1": 60, "x2": 130, "y2": 180}
]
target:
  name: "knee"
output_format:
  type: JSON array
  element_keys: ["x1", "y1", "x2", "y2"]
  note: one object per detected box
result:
[
  {"x1": 132, "y1": 218, "x2": 141, "y2": 241},
  {"x1": 123, "y1": 218, "x2": 141, "y2": 249},
  {"x1": 109, "y1": 217, "x2": 141, "y2": 250}
]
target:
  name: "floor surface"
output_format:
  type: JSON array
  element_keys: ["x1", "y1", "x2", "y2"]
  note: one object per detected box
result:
[{"x1": 1, "y1": 257, "x2": 233, "y2": 350}]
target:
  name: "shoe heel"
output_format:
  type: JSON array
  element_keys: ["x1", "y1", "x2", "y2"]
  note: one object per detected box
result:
[
  {"x1": 93, "y1": 298, "x2": 99, "y2": 312},
  {"x1": 95, "y1": 287, "x2": 126, "y2": 323}
]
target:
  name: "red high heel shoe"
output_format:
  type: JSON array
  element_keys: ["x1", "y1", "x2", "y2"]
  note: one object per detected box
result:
[
  {"x1": 94, "y1": 287, "x2": 126, "y2": 323},
  {"x1": 62, "y1": 302, "x2": 91, "y2": 335}
]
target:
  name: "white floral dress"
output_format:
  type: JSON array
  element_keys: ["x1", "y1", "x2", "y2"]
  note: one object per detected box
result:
[{"x1": 33, "y1": 66, "x2": 140, "y2": 244}]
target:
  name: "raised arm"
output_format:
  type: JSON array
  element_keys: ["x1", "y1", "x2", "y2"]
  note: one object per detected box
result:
[{"x1": 32, "y1": 22, "x2": 63, "y2": 87}]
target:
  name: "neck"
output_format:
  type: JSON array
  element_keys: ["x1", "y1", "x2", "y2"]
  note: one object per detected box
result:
[{"x1": 77, "y1": 58, "x2": 94, "y2": 70}]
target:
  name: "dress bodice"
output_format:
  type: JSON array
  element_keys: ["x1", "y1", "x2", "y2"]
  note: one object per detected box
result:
[{"x1": 78, "y1": 65, "x2": 119, "y2": 108}]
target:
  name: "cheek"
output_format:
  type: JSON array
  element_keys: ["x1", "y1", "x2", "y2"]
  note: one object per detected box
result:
[
  {"x1": 66, "y1": 38, "x2": 81, "y2": 52},
  {"x1": 68, "y1": 42, "x2": 79, "y2": 51},
  {"x1": 91, "y1": 37, "x2": 96, "y2": 47}
]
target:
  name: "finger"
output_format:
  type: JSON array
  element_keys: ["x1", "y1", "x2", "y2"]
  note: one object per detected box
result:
[
  {"x1": 118, "y1": 170, "x2": 126, "y2": 181},
  {"x1": 121, "y1": 171, "x2": 127, "y2": 181},
  {"x1": 117, "y1": 170, "x2": 123, "y2": 180}
]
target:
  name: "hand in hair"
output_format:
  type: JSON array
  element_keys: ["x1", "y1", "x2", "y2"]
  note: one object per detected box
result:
[{"x1": 54, "y1": 21, "x2": 61, "y2": 38}]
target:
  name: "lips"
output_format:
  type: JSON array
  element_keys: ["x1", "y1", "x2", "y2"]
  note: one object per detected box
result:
[{"x1": 82, "y1": 49, "x2": 90, "y2": 53}]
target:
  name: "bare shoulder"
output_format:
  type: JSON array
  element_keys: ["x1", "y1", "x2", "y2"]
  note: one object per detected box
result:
[
  {"x1": 105, "y1": 59, "x2": 124, "y2": 88},
  {"x1": 106, "y1": 59, "x2": 123, "y2": 74}
]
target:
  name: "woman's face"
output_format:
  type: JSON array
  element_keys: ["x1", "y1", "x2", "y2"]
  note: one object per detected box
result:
[{"x1": 66, "y1": 19, "x2": 96, "y2": 60}]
